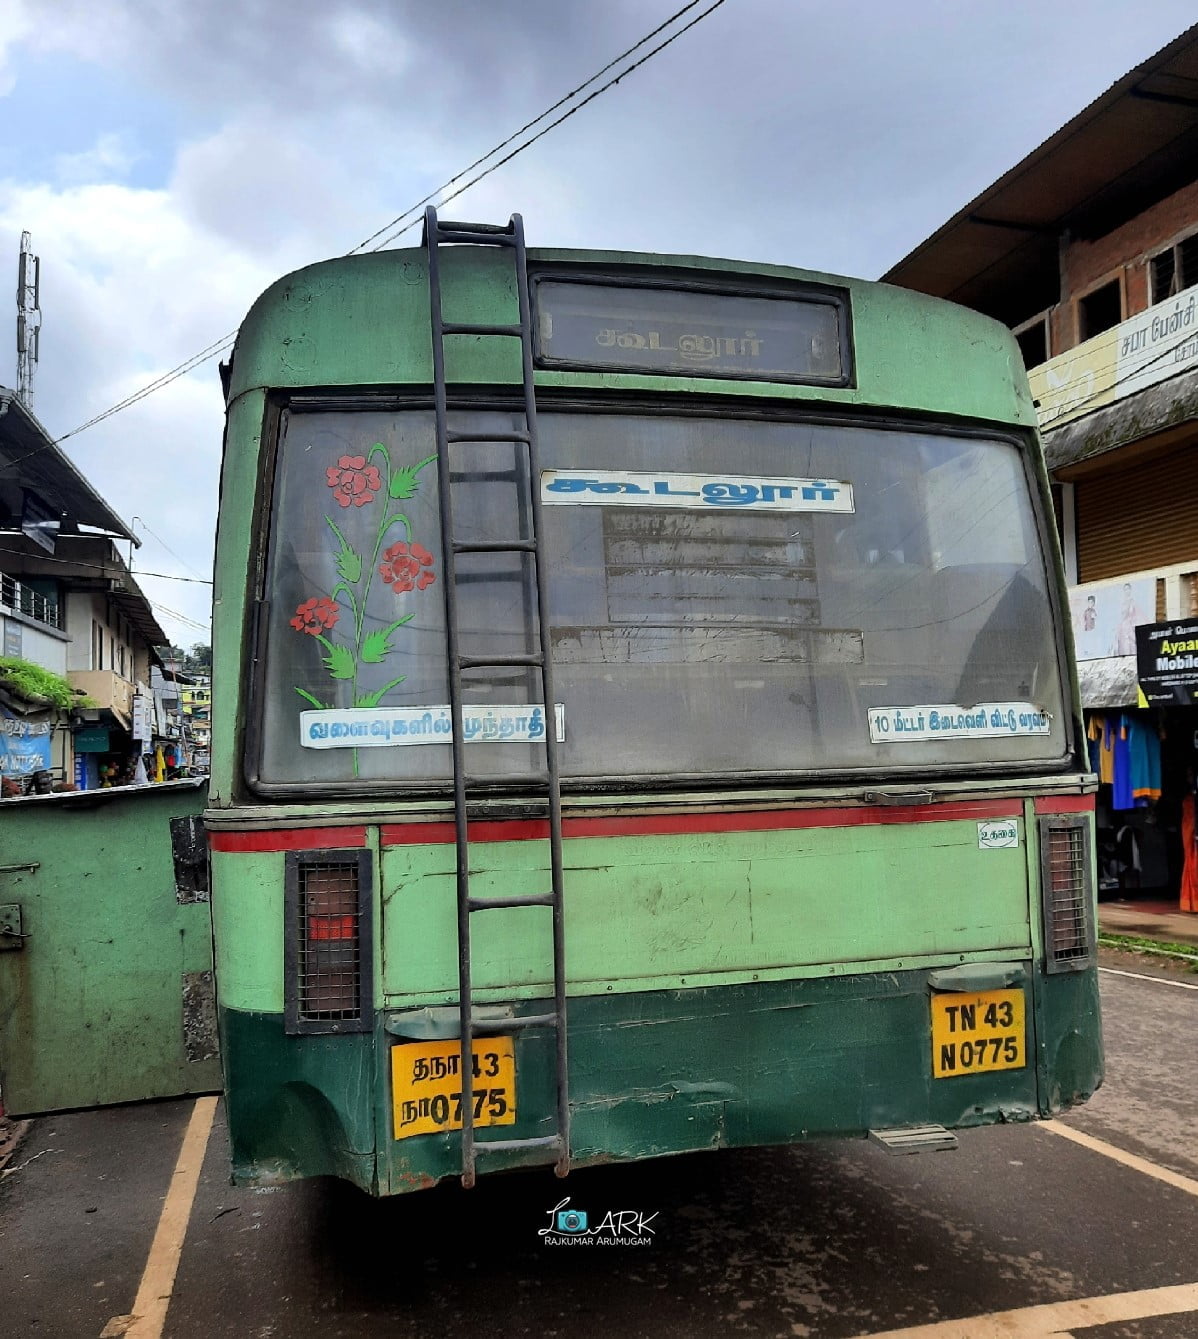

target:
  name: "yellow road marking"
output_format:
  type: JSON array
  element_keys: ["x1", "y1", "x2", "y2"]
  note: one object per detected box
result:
[
  {"x1": 854, "y1": 1279, "x2": 1198, "y2": 1337},
  {"x1": 1037, "y1": 1119, "x2": 1198, "y2": 1198},
  {"x1": 103, "y1": 1096, "x2": 218, "y2": 1339}
]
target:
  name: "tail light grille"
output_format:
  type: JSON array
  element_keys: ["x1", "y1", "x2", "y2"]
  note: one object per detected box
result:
[
  {"x1": 284, "y1": 849, "x2": 373, "y2": 1034},
  {"x1": 1038, "y1": 817, "x2": 1094, "y2": 973}
]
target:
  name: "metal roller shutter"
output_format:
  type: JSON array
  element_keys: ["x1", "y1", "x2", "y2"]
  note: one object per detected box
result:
[{"x1": 1075, "y1": 442, "x2": 1198, "y2": 582}]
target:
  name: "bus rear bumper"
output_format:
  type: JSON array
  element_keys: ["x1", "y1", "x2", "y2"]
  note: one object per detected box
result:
[{"x1": 217, "y1": 965, "x2": 1102, "y2": 1195}]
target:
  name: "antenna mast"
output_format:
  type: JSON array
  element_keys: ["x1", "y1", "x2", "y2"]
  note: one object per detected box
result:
[{"x1": 16, "y1": 231, "x2": 41, "y2": 409}]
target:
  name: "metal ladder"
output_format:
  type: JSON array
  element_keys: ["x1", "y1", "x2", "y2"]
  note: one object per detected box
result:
[{"x1": 422, "y1": 205, "x2": 570, "y2": 1187}]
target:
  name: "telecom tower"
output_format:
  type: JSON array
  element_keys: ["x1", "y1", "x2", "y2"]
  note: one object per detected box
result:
[{"x1": 16, "y1": 231, "x2": 41, "y2": 410}]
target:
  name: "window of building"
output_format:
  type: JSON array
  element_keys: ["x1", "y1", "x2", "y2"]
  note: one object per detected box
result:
[
  {"x1": 92, "y1": 620, "x2": 104, "y2": 671},
  {"x1": 1014, "y1": 316, "x2": 1049, "y2": 369},
  {"x1": 1149, "y1": 232, "x2": 1198, "y2": 302},
  {"x1": 1077, "y1": 279, "x2": 1123, "y2": 342}
]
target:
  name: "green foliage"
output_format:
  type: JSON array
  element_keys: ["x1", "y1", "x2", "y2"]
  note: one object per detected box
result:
[{"x1": 0, "y1": 657, "x2": 82, "y2": 710}]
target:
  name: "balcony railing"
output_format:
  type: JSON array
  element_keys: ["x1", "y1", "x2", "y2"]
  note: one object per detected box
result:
[{"x1": 1, "y1": 572, "x2": 64, "y2": 631}]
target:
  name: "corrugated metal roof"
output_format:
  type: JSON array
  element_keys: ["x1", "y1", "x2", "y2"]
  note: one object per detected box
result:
[
  {"x1": 882, "y1": 26, "x2": 1198, "y2": 324},
  {"x1": 0, "y1": 389, "x2": 137, "y2": 543}
]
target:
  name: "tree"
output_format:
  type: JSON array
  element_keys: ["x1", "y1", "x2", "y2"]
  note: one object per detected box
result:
[{"x1": 187, "y1": 643, "x2": 213, "y2": 672}]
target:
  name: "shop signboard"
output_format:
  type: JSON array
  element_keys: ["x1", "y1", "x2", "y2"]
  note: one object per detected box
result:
[
  {"x1": 132, "y1": 692, "x2": 152, "y2": 744},
  {"x1": 3, "y1": 618, "x2": 22, "y2": 658},
  {"x1": 74, "y1": 726, "x2": 111, "y2": 753},
  {"x1": 0, "y1": 712, "x2": 52, "y2": 775},
  {"x1": 1136, "y1": 618, "x2": 1198, "y2": 706}
]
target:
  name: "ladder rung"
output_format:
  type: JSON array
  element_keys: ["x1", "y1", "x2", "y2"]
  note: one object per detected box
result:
[
  {"x1": 458, "y1": 652, "x2": 543, "y2": 669},
  {"x1": 462, "y1": 770, "x2": 550, "y2": 787},
  {"x1": 468, "y1": 893, "x2": 555, "y2": 911},
  {"x1": 453, "y1": 539, "x2": 536, "y2": 554},
  {"x1": 446, "y1": 430, "x2": 530, "y2": 444},
  {"x1": 436, "y1": 218, "x2": 515, "y2": 235},
  {"x1": 434, "y1": 229, "x2": 517, "y2": 248},
  {"x1": 442, "y1": 322, "x2": 522, "y2": 337},
  {"x1": 473, "y1": 1135, "x2": 563, "y2": 1155},
  {"x1": 472, "y1": 1012, "x2": 558, "y2": 1032}
]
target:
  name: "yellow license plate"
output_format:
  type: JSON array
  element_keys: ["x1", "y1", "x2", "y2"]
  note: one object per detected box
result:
[
  {"x1": 391, "y1": 1037, "x2": 516, "y2": 1139},
  {"x1": 931, "y1": 988, "x2": 1026, "y2": 1079}
]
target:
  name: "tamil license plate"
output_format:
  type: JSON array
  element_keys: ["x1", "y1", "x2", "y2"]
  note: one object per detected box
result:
[
  {"x1": 391, "y1": 1037, "x2": 516, "y2": 1140},
  {"x1": 931, "y1": 988, "x2": 1026, "y2": 1079}
]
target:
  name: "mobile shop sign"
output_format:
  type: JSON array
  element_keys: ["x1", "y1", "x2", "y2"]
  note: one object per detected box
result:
[
  {"x1": 0, "y1": 713, "x2": 52, "y2": 775},
  {"x1": 541, "y1": 470, "x2": 854, "y2": 513},
  {"x1": 1136, "y1": 619, "x2": 1198, "y2": 706},
  {"x1": 868, "y1": 703, "x2": 1051, "y2": 743},
  {"x1": 301, "y1": 704, "x2": 565, "y2": 749}
]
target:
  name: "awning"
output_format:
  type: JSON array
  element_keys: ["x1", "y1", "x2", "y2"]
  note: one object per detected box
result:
[{"x1": 1077, "y1": 656, "x2": 1141, "y2": 709}]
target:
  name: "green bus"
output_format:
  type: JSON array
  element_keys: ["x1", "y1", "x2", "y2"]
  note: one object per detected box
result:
[{"x1": 206, "y1": 208, "x2": 1102, "y2": 1195}]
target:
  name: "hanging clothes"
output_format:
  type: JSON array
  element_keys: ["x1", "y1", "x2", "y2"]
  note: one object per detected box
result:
[
  {"x1": 1125, "y1": 715, "x2": 1162, "y2": 805},
  {"x1": 1111, "y1": 716, "x2": 1134, "y2": 810},
  {"x1": 1180, "y1": 793, "x2": 1198, "y2": 914},
  {"x1": 1087, "y1": 715, "x2": 1116, "y2": 785}
]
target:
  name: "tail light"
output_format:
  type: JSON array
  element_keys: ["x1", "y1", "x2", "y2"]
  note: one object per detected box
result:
[
  {"x1": 1038, "y1": 817, "x2": 1095, "y2": 973},
  {"x1": 284, "y1": 849, "x2": 373, "y2": 1034}
]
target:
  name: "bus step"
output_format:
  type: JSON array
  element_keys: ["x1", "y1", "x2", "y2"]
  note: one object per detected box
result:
[
  {"x1": 472, "y1": 1011, "x2": 558, "y2": 1032},
  {"x1": 468, "y1": 893, "x2": 555, "y2": 911},
  {"x1": 869, "y1": 1125, "x2": 958, "y2": 1155}
]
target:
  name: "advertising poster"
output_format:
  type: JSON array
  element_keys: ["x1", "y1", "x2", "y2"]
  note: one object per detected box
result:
[{"x1": 1069, "y1": 576, "x2": 1154, "y2": 661}]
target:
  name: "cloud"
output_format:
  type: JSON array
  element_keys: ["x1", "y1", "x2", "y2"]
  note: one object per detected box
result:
[{"x1": 0, "y1": 0, "x2": 1194, "y2": 647}]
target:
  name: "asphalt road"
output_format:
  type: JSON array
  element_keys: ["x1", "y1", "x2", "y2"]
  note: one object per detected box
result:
[{"x1": 2, "y1": 949, "x2": 1196, "y2": 1339}]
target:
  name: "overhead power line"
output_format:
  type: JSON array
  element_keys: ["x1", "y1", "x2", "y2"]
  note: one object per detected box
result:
[{"x1": 13, "y1": 0, "x2": 729, "y2": 467}]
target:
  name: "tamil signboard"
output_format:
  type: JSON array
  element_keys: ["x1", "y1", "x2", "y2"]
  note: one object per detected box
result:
[
  {"x1": 1029, "y1": 280, "x2": 1198, "y2": 431},
  {"x1": 1136, "y1": 618, "x2": 1198, "y2": 706}
]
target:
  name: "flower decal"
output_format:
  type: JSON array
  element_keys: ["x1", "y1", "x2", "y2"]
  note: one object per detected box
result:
[
  {"x1": 291, "y1": 445, "x2": 437, "y2": 747},
  {"x1": 379, "y1": 541, "x2": 436, "y2": 593},
  {"x1": 325, "y1": 455, "x2": 384, "y2": 508},
  {"x1": 290, "y1": 595, "x2": 341, "y2": 635}
]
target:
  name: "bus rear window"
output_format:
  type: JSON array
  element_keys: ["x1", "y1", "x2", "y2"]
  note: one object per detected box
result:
[{"x1": 254, "y1": 408, "x2": 1066, "y2": 790}]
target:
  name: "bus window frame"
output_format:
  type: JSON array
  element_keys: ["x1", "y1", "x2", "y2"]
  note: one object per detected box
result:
[
  {"x1": 530, "y1": 267, "x2": 856, "y2": 389},
  {"x1": 238, "y1": 390, "x2": 1081, "y2": 802}
]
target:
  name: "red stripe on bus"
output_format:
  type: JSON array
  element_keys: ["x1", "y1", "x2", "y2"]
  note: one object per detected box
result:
[
  {"x1": 379, "y1": 799, "x2": 1020, "y2": 846},
  {"x1": 209, "y1": 827, "x2": 368, "y2": 852},
  {"x1": 1033, "y1": 796, "x2": 1094, "y2": 815}
]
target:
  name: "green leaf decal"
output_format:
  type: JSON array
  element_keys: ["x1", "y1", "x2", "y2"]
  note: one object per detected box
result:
[
  {"x1": 336, "y1": 546, "x2": 362, "y2": 583},
  {"x1": 325, "y1": 516, "x2": 362, "y2": 583},
  {"x1": 360, "y1": 629, "x2": 391, "y2": 664},
  {"x1": 389, "y1": 453, "x2": 437, "y2": 499},
  {"x1": 323, "y1": 643, "x2": 356, "y2": 680},
  {"x1": 294, "y1": 687, "x2": 329, "y2": 709},
  {"x1": 356, "y1": 676, "x2": 407, "y2": 708}
]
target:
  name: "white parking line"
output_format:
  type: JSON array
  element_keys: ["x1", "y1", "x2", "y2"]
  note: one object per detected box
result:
[
  {"x1": 853, "y1": 1280, "x2": 1198, "y2": 1337},
  {"x1": 1036, "y1": 1120, "x2": 1198, "y2": 1197},
  {"x1": 1099, "y1": 965, "x2": 1198, "y2": 990},
  {"x1": 101, "y1": 1096, "x2": 218, "y2": 1339}
]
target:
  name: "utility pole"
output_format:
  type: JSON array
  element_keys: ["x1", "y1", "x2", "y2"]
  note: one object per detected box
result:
[{"x1": 16, "y1": 231, "x2": 41, "y2": 410}]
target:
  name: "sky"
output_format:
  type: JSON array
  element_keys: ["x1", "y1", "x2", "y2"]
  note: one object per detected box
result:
[{"x1": 1, "y1": 0, "x2": 1195, "y2": 646}]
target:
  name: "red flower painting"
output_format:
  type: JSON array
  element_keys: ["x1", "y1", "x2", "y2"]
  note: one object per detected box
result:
[
  {"x1": 290, "y1": 596, "x2": 341, "y2": 635},
  {"x1": 325, "y1": 455, "x2": 384, "y2": 508},
  {"x1": 378, "y1": 541, "x2": 436, "y2": 593}
]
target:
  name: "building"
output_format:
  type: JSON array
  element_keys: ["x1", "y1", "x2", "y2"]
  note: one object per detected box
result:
[
  {"x1": 0, "y1": 388, "x2": 172, "y2": 791},
  {"x1": 884, "y1": 25, "x2": 1198, "y2": 904}
]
